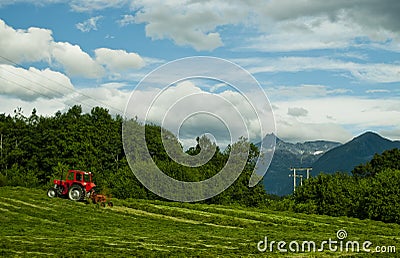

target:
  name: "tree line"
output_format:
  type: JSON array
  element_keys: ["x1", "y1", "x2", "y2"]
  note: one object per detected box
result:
[
  {"x1": 270, "y1": 148, "x2": 400, "y2": 224},
  {"x1": 0, "y1": 105, "x2": 267, "y2": 206}
]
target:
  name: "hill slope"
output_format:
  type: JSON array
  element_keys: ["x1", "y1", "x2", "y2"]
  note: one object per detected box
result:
[
  {"x1": 1, "y1": 187, "x2": 399, "y2": 257},
  {"x1": 313, "y1": 131, "x2": 400, "y2": 174}
]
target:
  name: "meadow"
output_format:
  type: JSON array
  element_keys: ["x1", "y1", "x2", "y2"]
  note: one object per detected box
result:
[{"x1": 0, "y1": 187, "x2": 399, "y2": 257}]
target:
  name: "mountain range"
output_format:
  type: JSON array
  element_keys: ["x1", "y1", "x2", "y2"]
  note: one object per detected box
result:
[{"x1": 260, "y1": 131, "x2": 400, "y2": 196}]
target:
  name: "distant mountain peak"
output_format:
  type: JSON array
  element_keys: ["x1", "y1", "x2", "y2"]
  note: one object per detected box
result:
[
  {"x1": 356, "y1": 131, "x2": 383, "y2": 139},
  {"x1": 263, "y1": 131, "x2": 400, "y2": 196},
  {"x1": 312, "y1": 131, "x2": 400, "y2": 175}
]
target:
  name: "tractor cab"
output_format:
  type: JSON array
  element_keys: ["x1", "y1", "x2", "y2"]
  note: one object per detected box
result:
[{"x1": 48, "y1": 170, "x2": 96, "y2": 201}]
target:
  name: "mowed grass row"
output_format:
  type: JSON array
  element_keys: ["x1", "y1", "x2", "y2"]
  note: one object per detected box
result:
[{"x1": 0, "y1": 187, "x2": 399, "y2": 257}]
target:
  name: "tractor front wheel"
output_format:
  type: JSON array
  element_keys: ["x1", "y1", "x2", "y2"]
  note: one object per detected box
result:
[
  {"x1": 68, "y1": 185, "x2": 84, "y2": 201},
  {"x1": 47, "y1": 188, "x2": 57, "y2": 198}
]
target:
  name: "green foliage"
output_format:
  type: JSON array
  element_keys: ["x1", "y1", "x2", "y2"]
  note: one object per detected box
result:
[
  {"x1": 4, "y1": 164, "x2": 40, "y2": 187},
  {"x1": 0, "y1": 173, "x2": 7, "y2": 187},
  {"x1": 294, "y1": 172, "x2": 357, "y2": 217},
  {"x1": 0, "y1": 106, "x2": 267, "y2": 207},
  {"x1": 360, "y1": 168, "x2": 400, "y2": 223},
  {"x1": 293, "y1": 149, "x2": 400, "y2": 224},
  {"x1": 352, "y1": 148, "x2": 400, "y2": 177}
]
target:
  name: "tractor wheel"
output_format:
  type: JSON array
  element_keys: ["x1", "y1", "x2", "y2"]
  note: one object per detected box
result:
[
  {"x1": 47, "y1": 188, "x2": 57, "y2": 198},
  {"x1": 108, "y1": 201, "x2": 113, "y2": 208},
  {"x1": 100, "y1": 202, "x2": 106, "y2": 207},
  {"x1": 68, "y1": 185, "x2": 84, "y2": 201}
]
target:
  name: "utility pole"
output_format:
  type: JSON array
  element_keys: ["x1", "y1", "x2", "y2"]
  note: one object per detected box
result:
[
  {"x1": 289, "y1": 167, "x2": 297, "y2": 192},
  {"x1": 289, "y1": 167, "x2": 312, "y2": 192}
]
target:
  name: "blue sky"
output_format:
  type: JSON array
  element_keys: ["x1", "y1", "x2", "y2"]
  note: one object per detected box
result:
[{"x1": 0, "y1": 0, "x2": 400, "y2": 146}]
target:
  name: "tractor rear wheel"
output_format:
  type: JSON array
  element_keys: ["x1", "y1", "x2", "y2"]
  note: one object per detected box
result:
[
  {"x1": 47, "y1": 188, "x2": 57, "y2": 198},
  {"x1": 68, "y1": 185, "x2": 84, "y2": 201}
]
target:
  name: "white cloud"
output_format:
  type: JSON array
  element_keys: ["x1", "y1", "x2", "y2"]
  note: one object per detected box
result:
[
  {"x1": 67, "y1": 84, "x2": 129, "y2": 115},
  {"x1": 51, "y1": 42, "x2": 104, "y2": 78},
  {"x1": 380, "y1": 127, "x2": 400, "y2": 141},
  {"x1": 75, "y1": 16, "x2": 103, "y2": 32},
  {"x1": 95, "y1": 48, "x2": 145, "y2": 72},
  {"x1": 0, "y1": 94, "x2": 66, "y2": 118},
  {"x1": 116, "y1": 0, "x2": 400, "y2": 52},
  {"x1": 0, "y1": 19, "x2": 53, "y2": 64},
  {"x1": 0, "y1": 64, "x2": 74, "y2": 101},
  {"x1": 0, "y1": 0, "x2": 65, "y2": 8},
  {"x1": 124, "y1": 80, "x2": 272, "y2": 147},
  {"x1": 366, "y1": 89, "x2": 391, "y2": 94},
  {"x1": 0, "y1": 81, "x2": 130, "y2": 117},
  {"x1": 0, "y1": 20, "x2": 148, "y2": 79},
  {"x1": 117, "y1": 14, "x2": 135, "y2": 27},
  {"x1": 3, "y1": 1, "x2": 400, "y2": 53},
  {"x1": 246, "y1": 14, "x2": 361, "y2": 52},
  {"x1": 69, "y1": 0, "x2": 128, "y2": 12},
  {"x1": 277, "y1": 119, "x2": 352, "y2": 143},
  {"x1": 266, "y1": 85, "x2": 328, "y2": 99},
  {"x1": 272, "y1": 96, "x2": 400, "y2": 142},
  {"x1": 131, "y1": 0, "x2": 251, "y2": 51},
  {"x1": 288, "y1": 107, "x2": 308, "y2": 117},
  {"x1": 0, "y1": 0, "x2": 128, "y2": 11},
  {"x1": 246, "y1": 0, "x2": 400, "y2": 52},
  {"x1": 247, "y1": 57, "x2": 400, "y2": 83}
]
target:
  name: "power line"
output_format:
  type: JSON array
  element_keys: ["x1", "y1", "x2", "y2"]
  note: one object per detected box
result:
[
  {"x1": 289, "y1": 167, "x2": 312, "y2": 192},
  {"x1": 0, "y1": 55, "x2": 127, "y2": 116},
  {"x1": 0, "y1": 73, "x2": 95, "y2": 112}
]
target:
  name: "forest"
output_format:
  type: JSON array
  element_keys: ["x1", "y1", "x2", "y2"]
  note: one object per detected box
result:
[{"x1": 1, "y1": 105, "x2": 399, "y2": 224}]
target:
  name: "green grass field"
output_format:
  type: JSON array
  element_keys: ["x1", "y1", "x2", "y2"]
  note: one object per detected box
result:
[{"x1": 0, "y1": 187, "x2": 399, "y2": 257}]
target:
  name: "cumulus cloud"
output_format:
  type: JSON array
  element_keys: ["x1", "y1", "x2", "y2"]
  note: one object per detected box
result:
[
  {"x1": 0, "y1": 20, "x2": 147, "y2": 79},
  {"x1": 3, "y1": 1, "x2": 400, "y2": 52},
  {"x1": 273, "y1": 96, "x2": 400, "y2": 142},
  {"x1": 75, "y1": 16, "x2": 102, "y2": 32},
  {"x1": 95, "y1": 48, "x2": 145, "y2": 72},
  {"x1": 130, "y1": 0, "x2": 251, "y2": 51},
  {"x1": 0, "y1": 64, "x2": 74, "y2": 101},
  {"x1": 67, "y1": 83, "x2": 129, "y2": 115},
  {"x1": 245, "y1": 0, "x2": 400, "y2": 52},
  {"x1": 0, "y1": 80, "x2": 130, "y2": 120},
  {"x1": 112, "y1": 79, "x2": 400, "y2": 144},
  {"x1": 277, "y1": 119, "x2": 352, "y2": 143},
  {"x1": 51, "y1": 42, "x2": 104, "y2": 78},
  {"x1": 0, "y1": 19, "x2": 53, "y2": 63},
  {"x1": 123, "y1": 80, "x2": 271, "y2": 148},
  {"x1": 112, "y1": 0, "x2": 400, "y2": 52}
]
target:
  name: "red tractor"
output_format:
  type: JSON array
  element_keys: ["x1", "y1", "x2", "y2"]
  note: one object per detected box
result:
[
  {"x1": 47, "y1": 169, "x2": 113, "y2": 206},
  {"x1": 47, "y1": 170, "x2": 96, "y2": 201}
]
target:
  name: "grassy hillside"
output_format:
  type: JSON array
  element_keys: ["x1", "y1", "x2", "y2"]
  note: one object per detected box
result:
[{"x1": 0, "y1": 187, "x2": 399, "y2": 257}]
